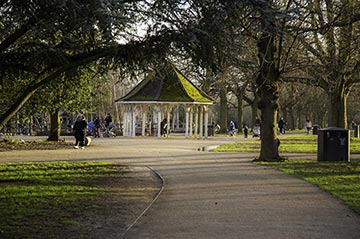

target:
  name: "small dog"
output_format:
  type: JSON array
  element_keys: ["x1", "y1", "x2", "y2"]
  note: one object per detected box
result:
[{"x1": 85, "y1": 137, "x2": 91, "y2": 146}]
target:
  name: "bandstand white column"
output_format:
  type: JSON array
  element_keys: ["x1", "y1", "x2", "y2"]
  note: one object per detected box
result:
[
  {"x1": 141, "y1": 105, "x2": 147, "y2": 137},
  {"x1": 122, "y1": 107, "x2": 127, "y2": 136},
  {"x1": 194, "y1": 106, "x2": 199, "y2": 137},
  {"x1": 171, "y1": 108, "x2": 176, "y2": 132},
  {"x1": 204, "y1": 105, "x2": 209, "y2": 138},
  {"x1": 199, "y1": 105, "x2": 204, "y2": 137},
  {"x1": 157, "y1": 107, "x2": 162, "y2": 138},
  {"x1": 131, "y1": 105, "x2": 136, "y2": 137},
  {"x1": 189, "y1": 106, "x2": 193, "y2": 137},
  {"x1": 185, "y1": 106, "x2": 189, "y2": 138},
  {"x1": 176, "y1": 106, "x2": 180, "y2": 130},
  {"x1": 124, "y1": 106, "x2": 131, "y2": 137},
  {"x1": 166, "y1": 105, "x2": 171, "y2": 136}
]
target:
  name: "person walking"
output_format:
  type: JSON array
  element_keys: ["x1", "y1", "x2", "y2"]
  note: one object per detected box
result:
[
  {"x1": 104, "y1": 113, "x2": 112, "y2": 137},
  {"x1": 160, "y1": 118, "x2": 168, "y2": 137},
  {"x1": 73, "y1": 114, "x2": 87, "y2": 149},
  {"x1": 278, "y1": 117, "x2": 285, "y2": 135},
  {"x1": 253, "y1": 117, "x2": 261, "y2": 137},
  {"x1": 243, "y1": 124, "x2": 249, "y2": 138},
  {"x1": 305, "y1": 119, "x2": 312, "y2": 135},
  {"x1": 229, "y1": 120, "x2": 235, "y2": 136},
  {"x1": 93, "y1": 117, "x2": 101, "y2": 138}
]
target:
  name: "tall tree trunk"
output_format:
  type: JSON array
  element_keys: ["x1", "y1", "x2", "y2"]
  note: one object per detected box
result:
[
  {"x1": 256, "y1": 77, "x2": 280, "y2": 161},
  {"x1": 283, "y1": 110, "x2": 288, "y2": 130},
  {"x1": 256, "y1": 5, "x2": 282, "y2": 161},
  {"x1": 47, "y1": 109, "x2": 60, "y2": 141},
  {"x1": 250, "y1": 83, "x2": 259, "y2": 127},
  {"x1": 237, "y1": 91, "x2": 244, "y2": 132},
  {"x1": 298, "y1": 109, "x2": 303, "y2": 129},
  {"x1": 219, "y1": 87, "x2": 228, "y2": 133},
  {"x1": 328, "y1": 87, "x2": 348, "y2": 128},
  {"x1": 250, "y1": 102, "x2": 258, "y2": 127},
  {"x1": 289, "y1": 109, "x2": 295, "y2": 130},
  {"x1": 259, "y1": 97, "x2": 279, "y2": 160}
]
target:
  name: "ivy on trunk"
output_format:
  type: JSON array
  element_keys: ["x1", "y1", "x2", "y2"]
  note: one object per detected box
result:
[{"x1": 255, "y1": 4, "x2": 283, "y2": 162}]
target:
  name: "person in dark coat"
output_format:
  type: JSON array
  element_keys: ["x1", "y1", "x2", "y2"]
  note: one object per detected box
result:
[
  {"x1": 73, "y1": 114, "x2": 87, "y2": 149},
  {"x1": 105, "y1": 113, "x2": 112, "y2": 128},
  {"x1": 160, "y1": 118, "x2": 168, "y2": 137},
  {"x1": 104, "y1": 113, "x2": 112, "y2": 136},
  {"x1": 243, "y1": 124, "x2": 249, "y2": 138},
  {"x1": 93, "y1": 117, "x2": 101, "y2": 138},
  {"x1": 278, "y1": 117, "x2": 285, "y2": 135}
]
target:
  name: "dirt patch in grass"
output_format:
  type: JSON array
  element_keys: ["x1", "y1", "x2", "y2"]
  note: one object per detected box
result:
[
  {"x1": 64, "y1": 167, "x2": 162, "y2": 239},
  {"x1": 0, "y1": 138, "x2": 72, "y2": 151}
]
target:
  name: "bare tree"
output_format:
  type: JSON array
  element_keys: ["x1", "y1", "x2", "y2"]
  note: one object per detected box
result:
[{"x1": 297, "y1": 0, "x2": 360, "y2": 128}]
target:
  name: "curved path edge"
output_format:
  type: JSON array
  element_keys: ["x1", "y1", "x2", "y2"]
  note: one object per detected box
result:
[{"x1": 121, "y1": 165, "x2": 165, "y2": 236}]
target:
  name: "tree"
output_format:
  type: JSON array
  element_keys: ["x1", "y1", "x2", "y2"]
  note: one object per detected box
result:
[
  {"x1": 278, "y1": 82, "x2": 327, "y2": 130},
  {"x1": 0, "y1": 0, "x2": 192, "y2": 130},
  {"x1": 152, "y1": 0, "x2": 307, "y2": 160},
  {"x1": 32, "y1": 68, "x2": 106, "y2": 141},
  {"x1": 238, "y1": 0, "x2": 311, "y2": 160},
  {"x1": 297, "y1": 0, "x2": 360, "y2": 128},
  {"x1": 0, "y1": 0, "x2": 126, "y2": 128}
]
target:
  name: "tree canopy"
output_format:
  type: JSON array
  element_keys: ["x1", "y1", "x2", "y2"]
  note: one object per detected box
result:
[{"x1": 1, "y1": 0, "x2": 360, "y2": 161}]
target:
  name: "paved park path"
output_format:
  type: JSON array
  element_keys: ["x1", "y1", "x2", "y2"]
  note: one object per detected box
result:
[{"x1": 1, "y1": 135, "x2": 360, "y2": 238}]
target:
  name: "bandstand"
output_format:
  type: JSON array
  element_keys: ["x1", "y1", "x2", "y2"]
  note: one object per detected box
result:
[{"x1": 115, "y1": 64, "x2": 215, "y2": 138}]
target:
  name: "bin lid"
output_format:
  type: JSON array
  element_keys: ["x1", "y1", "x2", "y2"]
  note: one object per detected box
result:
[{"x1": 319, "y1": 127, "x2": 347, "y2": 131}]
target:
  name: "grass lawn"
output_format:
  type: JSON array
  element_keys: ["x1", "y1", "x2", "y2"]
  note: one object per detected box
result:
[
  {"x1": 213, "y1": 135, "x2": 360, "y2": 154},
  {"x1": 257, "y1": 160, "x2": 360, "y2": 215},
  {"x1": 0, "y1": 161, "x2": 129, "y2": 239}
]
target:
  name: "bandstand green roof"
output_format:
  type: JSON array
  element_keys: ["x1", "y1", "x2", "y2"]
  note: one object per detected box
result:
[{"x1": 115, "y1": 65, "x2": 214, "y2": 104}]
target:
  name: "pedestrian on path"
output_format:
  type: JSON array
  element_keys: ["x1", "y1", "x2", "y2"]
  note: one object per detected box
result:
[
  {"x1": 243, "y1": 124, "x2": 249, "y2": 138},
  {"x1": 73, "y1": 114, "x2": 87, "y2": 149},
  {"x1": 278, "y1": 117, "x2": 285, "y2": 134},
  {"x1": 305, "y1": 119, "x2": 312, "y2": 134},
  {"x1": 229, "y1": 120, "x2": 236, "y2": 136}
]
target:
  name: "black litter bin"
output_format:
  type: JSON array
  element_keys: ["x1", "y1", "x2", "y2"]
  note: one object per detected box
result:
[
  {"x1": 312, "y1": 125, "x2": 318, "y2": 135},
  {"x1": 318, "y1": 127, "x2": 350, "y2": 162}
]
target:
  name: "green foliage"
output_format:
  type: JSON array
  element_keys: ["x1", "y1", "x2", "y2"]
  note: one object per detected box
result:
[
  {"x1": 0, "y1": 0, "x2": 142, "y2": 124},
  {"x1": 0, "y1": 162, "x2": 129, "y2": 238},
  {"x1": 258, "y1": 160, "x2": 360, "y2": 214},
  {"x1": 27, "y1": 68, "x2": 108, "y2": 115}
]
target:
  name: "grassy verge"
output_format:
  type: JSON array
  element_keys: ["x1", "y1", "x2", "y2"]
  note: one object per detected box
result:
[
  {"x1": 0, "y1": 161, "x2": 129, "y2": 239},
  {"x1": 0, "y1": 138, "x2": 73, "y2": 151},
  {"x1": 257, "y1": 160, "x2": 360, "y2": 215},
  {"x1": 213, "y1": 135, "x2": 360, "y2": 154}
]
